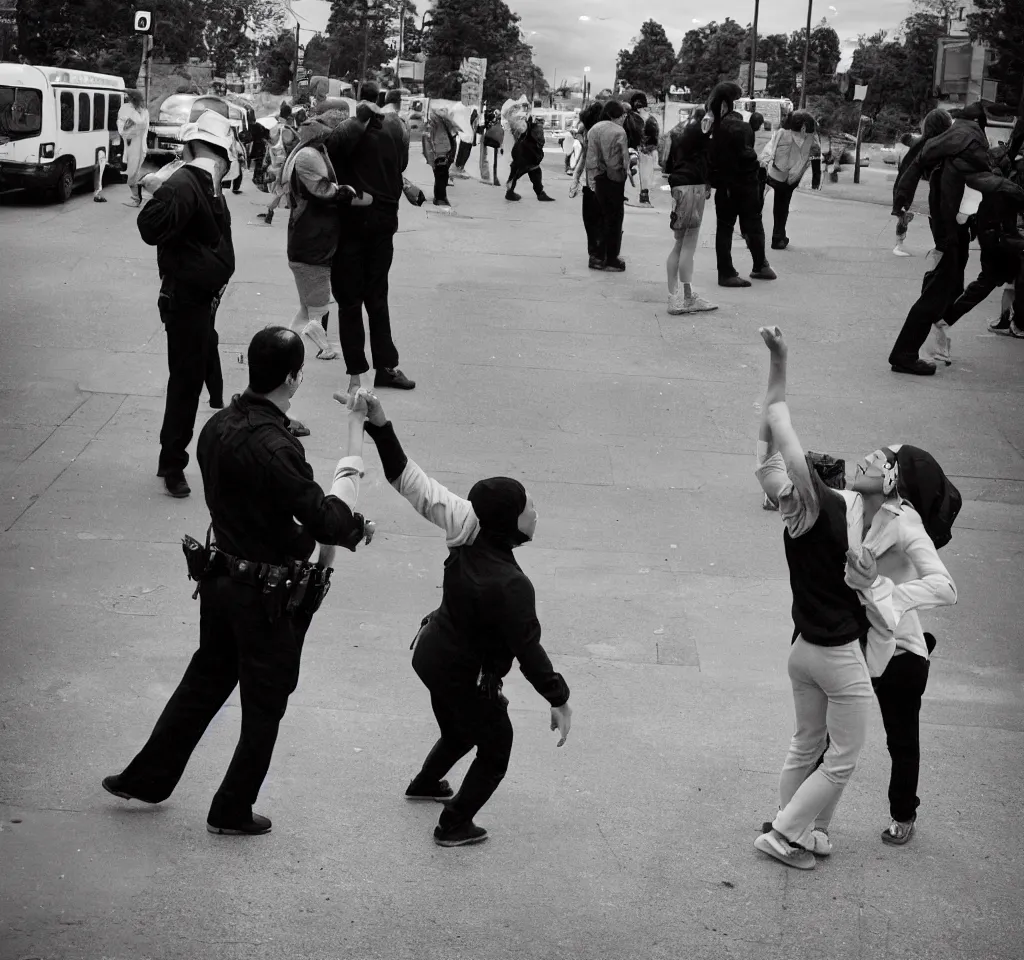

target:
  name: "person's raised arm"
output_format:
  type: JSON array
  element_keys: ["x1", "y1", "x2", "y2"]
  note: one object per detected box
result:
[
  {"x1": 755, "y1": 327, "x2": 818, "y2": 533},
  {"x1": 333, "y1": 391, "x2": 477, "y2": 546}
]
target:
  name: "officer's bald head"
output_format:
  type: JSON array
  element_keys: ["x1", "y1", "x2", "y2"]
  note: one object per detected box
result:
[{"x1": 248, "y1": 326, "x2": 305, "y2": 394}]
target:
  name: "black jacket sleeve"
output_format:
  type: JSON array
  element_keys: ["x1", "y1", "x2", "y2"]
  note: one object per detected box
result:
[
  {"x1": 364, "y1": 420, "x2": 408, "y2": 483},
  {"x1": 137, "y1": 176, "x2": 197, "y2": 246},
  {"x1": 265, "y1": 438, "x2": 365, "y2": 549},
  {"x1": 494, "y1": 576, "x2": 570, "y2": 707}
]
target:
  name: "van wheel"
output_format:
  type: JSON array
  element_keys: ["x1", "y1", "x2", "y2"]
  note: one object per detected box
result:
[{"x1": 54, "y1": 160, "x2": 75, "y2": 203}]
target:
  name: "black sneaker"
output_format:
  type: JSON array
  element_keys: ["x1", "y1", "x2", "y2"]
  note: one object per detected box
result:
[
  {"x1": 505, "y1": 190, "x2": 521, "y2": 202},
  {"x1": 536, "y1": 192, "x2": 555, "y2": 202},
  {"x1": 405, "y1": 779, "x2": 454, "y2": 802},
  {"x1": 604, "y1": 258, "x2": 626, "y2": 272},
  {"x1": 374, "y1": 367, "x2": 416, "y2": 390},
  {"x1": 207, "y1": 813, "x2": 272, "y2": 836},
  {"x1": 287, "y1": 419, "x2": 311, "y2": 438},
  {"x1": 750, "y1": 264, "x2": 778, "y2": 280},
  {"x1": 433, "y1": 820, "x2": 488, "y2": 847},
  {"x1": 209, "y1": 396, "x2": 224, "y2": 409},
  {"x1": 588, "y1": 257, "x2": 605, "y2": 270},
  {"x1": 989, "y1": 310, "x2": 1010, "y2": 331},
  {"x1": 771, "y1": 238, "x2": 789, "y2": 250},
  {"x1": 102, "y1": 774, "x2": 160, "y2": 804},
  {"x1": 163, "y1": 471, "x2": 191, "y2": 498},
  {"x1": 889, "y1": 356, "x2": 936, "y2": 376},
  {"x1": 719, "y1": 274, "x2": 751, "y2": 288}
]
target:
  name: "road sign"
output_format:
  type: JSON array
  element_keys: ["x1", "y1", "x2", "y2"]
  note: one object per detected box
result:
[{"x1": 134, "y1": 10, "x2": 154, "y2": 33}]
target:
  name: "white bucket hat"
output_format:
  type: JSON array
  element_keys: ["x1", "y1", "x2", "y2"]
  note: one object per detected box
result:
[{"x1": 181, "y1": 109, "x2": 234, "y2": 155}]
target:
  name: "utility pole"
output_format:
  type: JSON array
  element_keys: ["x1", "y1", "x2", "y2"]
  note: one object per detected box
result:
[
  {"x1": 394, "y1": 0, "x2": 405, "y2": 87},
  {"x1": 800, "y1": 0, "x2": 812, "y2": 109},
  {"x1": 291, "y1": 21, "x2": 300, "y2": 97},
  {"x1": 748, "y1": 0, "x2": 759, "y2": 97}
]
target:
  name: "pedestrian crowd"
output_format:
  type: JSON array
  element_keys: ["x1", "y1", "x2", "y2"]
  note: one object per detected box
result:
[{"x1": 98, "y1": 77, "x2": 1022, "y2": 864}]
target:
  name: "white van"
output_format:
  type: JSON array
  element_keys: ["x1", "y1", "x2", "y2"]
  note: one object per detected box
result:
[{"x1": 0, "y1": 63, "x2": 126, "y2": 202}]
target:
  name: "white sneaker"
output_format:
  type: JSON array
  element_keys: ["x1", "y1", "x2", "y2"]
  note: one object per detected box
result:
[
  {"x1": 301, "y1": 320, "x2": 338, "y2": 359},
  {"x1": 809, "y1": 829, "x2": 833, "y2": 856},
  {"x1": 754, "y1": 830, "x2": 815, "y2": 870},
  {"x1": 667, "y1": 292, "x2": 687, "y2": 315},
  {"x1": 892, "y1": 244, "x2": 911, "y2": 257},
  {"x1": 684, "y1": 293, "x2": 719, "y2": 313}
]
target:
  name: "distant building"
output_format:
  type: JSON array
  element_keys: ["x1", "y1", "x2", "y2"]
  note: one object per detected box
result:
[{"x1": 933, "y1": 1, "x2": 999, "y2": 106}]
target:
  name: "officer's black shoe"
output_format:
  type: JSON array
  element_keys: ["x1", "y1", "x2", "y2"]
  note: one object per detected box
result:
[
  {"x1": 405, "y1": 778, "x2": 454, "y2": 802},
  {"x1": 102, "y1": 774, "x2": 161, "y2": 804},
  {"x1": 207, "y1": 813, "x2": 272, "y2": 836},
  {"x1": 433, "y1": 820, "x2": 488, "y2": 847},
  {"x1": 163, "y1": 471, "x2": 191, "y2": 498},
  {"x1": 209, "y1": 395, "x2": 224, "y2": 409},
  {"x1": 536, "y1": 191, "x2": 555, "y2": 201},
  {"x1": 374, "y1": 367, "x2": 416, "y2": 390}
]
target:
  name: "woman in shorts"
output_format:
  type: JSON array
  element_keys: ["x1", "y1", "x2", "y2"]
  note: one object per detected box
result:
[{"x1": 664, "y1": 107, "x2": 717, "y2": 315}]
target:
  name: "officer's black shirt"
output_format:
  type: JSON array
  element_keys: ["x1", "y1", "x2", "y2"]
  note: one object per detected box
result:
[{"x1": 197, "y1": 392, "x2": 363, "y2": 565}]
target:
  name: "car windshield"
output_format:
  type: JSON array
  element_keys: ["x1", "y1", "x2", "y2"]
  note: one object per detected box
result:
[
  {"x1": 158, "y1": 95, "x2": 195, "y2": 123},
  {"x1": 191, "y1": 97, "x2": 229, "y2": 122},
  {"x1": 0, "y1": 86, "x2": 43, "y2": 142}
]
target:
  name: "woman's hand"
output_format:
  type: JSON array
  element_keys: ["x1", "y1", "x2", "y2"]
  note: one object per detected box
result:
[
  {"x1": 333, "y1": 390, "x2": 387, "y2": 427},
  {"x1": 759, "y1": 325, "x2": 787, "y2": 359},
  {"x1": 550, "y1": 703, "x2": 572, "y2": 747}
]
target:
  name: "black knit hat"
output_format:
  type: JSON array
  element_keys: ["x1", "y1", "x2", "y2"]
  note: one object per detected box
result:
[{"x1": 468, "y1": 477, "x2": 529, "y2": 545}]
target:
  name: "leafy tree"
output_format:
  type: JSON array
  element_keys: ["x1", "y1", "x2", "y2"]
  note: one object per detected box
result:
[
  {"x1": 967, "y1": 0, "x2": 1024, "y2": 107},
  {"x1": 487, "y1": 40, "x2": 547, "y2": 102},
  {"x1": 257, "y1": 30, "x2": 296, "y2": 95},
  {"x1": 421, "y1": 0, "x2": 523, "y2": 102},
  {"x1": 326, "y1": 0, "x2": 407, "y2": 82},
  {"x1": 900, "y1": 13, "x2": 945, "y2": 115},
  {"x1": 302, "y1": 33, "x2": 333, "y2": 78},
  {"x1": 757, "y1": 34, "x2": 792, "y2": 96},
  {"x1": 851, "y1": 31, "x2": 911, "y2": 116},
  {"x1": 616, "y1": 20, "x2": 676, "y2": 96},
  {"x1": 671, "y1": 18, "x2": 749, "y2": 103}
]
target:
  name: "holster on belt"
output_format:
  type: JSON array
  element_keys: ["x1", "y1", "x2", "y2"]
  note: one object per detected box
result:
[
  {"x1": 181, "y1": 524, "x2": 215, "y2": 599},
  {"x1": 477, "y1": 668, "x2": 504, "y2": 702}
]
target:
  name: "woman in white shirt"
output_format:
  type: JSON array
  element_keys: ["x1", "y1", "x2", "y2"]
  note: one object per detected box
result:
[{"x1": 849, "y1": 444, "x2": 959, "y2": 845}]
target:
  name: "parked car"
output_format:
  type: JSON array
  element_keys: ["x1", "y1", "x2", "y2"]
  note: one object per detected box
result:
[{"x1": 148, "y1": 94, "x2": 253, "y2": 156}]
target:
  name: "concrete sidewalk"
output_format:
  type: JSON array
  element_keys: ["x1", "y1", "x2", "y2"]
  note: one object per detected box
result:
[{"x1": 1, "y1": 155, "x2": 1022, "y2": 960}]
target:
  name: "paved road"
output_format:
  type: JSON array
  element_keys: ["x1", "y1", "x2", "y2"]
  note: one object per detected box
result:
[{"x1": 1, "y1": 155, "x2": 1022, "y2": 960}]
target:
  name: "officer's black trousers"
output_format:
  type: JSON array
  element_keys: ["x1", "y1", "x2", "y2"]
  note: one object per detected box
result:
[
  {"x1": 158, "y1": 292, "x2": 213, "y2": 474},
  {"x1": 118, "y1": 577, "x2": 311, "y2": 825},
  {"x1": 412, "y1": 680, "x2": 514, "y2": 829}
]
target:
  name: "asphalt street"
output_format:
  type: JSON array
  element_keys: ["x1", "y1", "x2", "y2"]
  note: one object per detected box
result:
[{"x1": 1, "y1": 153, "x2": 1022, "y2": 960}]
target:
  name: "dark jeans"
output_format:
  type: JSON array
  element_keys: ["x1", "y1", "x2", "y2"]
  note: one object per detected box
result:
[
  {"x1": 594, "y1": 175, "x2": 625, "y2": 262},
  {"x1": 158, "y1": 290, "x2": 214, "y2": 474},
  {"x1": 331, "y1": 203, "x2": 401, "y2": 376},
  {"x1": 454, "y1": 141, "x2": 472, "y2": 169},
  {"x1": 412, "y1": 680, "x2": 514, "y2": 829},
  {"x1": 582, "y1": 185, "x2": 604, "y2": 259},
  {"x1": 509, "y1": 166, "x2": 545, "y2": 197},
  {"x1": 770, "y1": 180, "x2": 797, "y2": 242},
  {"x1": 890, "y1": 241, "x2": 967, "y2": 363},
  {"x1": 117, "y1": 577, "x2": 312, "y2": 824},
  {"x1": 432, "y1": 160, "x2": 450, "y2": 203},
  {"x1": 945, "y1": 249, "x2": 1023, "y2": 327},
  {"x1": 714, "y1": 180, "x2": 767, "y2": 277},
  {"x1": 873, "y1": 650, "x2": 931, "y2": 823}
]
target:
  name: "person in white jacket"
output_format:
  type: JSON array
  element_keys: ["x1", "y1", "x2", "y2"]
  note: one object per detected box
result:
[
  {"x1": 847, "y1": 444, "x2": 958, "y2": 846},
  {"x1": 759, "y1": 111, "x2": 821, "y2": 250},
  {"x1": 117, "y1": 89, "x2": 150, "y2": 206}
]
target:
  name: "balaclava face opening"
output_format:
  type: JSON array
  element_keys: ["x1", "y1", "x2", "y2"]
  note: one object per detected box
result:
[{"x1": 467, "y1": 476, "x2": 530, "y2": 547}]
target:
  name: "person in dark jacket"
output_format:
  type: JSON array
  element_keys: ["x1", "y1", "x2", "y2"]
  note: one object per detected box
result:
[
  {"x1": 344, "y1": 391, "x2": 572, "y2": 847},
  {"x1": 103, "y1": 328, "x2": 375, "y2": 836},
  {"x1": 569, "y1": 103, "x2": 605, "y2": 264},
  {"x1": 664, "y1": 108, "x2": 717, "y2": 315},
  {"x1": 506, "y1": 116, "x2": 554, "y2": 202},
  {"x1": 326, "y1": 81, "x2": 415, "y2": 396},
  {"x1": 137, "y1": 110, "x2": 237, "y2": 499},
  {"x1": 706, "y1": 82, "x2": 776, "y2": 287},
  {"x1": 889, "y1": 103, "x2": 1024, "y2": 375},
  {"x1": 941, "y1": 149, "x2": 1024, "y2": 346}
]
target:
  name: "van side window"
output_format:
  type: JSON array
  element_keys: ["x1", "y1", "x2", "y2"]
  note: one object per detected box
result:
[
  {"x1": 60, "y1": 91, "x2": 74, "y2": 131},
  {"x1": 108, "y1": 94, "x2": 122, "y2": 131},
  {"x1": 93, "y1": 93, "x2": 105, "y2": 130},
  {"x1": 78, "y1": 92, "x2": 90, "y2": 131}
]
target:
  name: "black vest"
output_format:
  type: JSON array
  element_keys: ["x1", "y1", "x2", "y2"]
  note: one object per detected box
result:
[{"x1": 783, "y1": 482, "x2": 869, "y2": 647}]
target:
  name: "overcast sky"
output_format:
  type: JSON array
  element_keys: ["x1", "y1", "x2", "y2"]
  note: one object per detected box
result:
[{"x1": 289, "y1": 0, "x2": 914, "y2": 92}]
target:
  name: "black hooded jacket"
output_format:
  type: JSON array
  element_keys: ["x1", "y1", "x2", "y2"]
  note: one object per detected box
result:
[{"x1": 364, "y1": 420, "x2": 570, "y2": 707}]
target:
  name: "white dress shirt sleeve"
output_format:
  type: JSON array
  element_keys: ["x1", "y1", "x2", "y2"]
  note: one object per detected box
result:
[{"x1": 394, "y1": 458, "x2": 479, "y2": 547}]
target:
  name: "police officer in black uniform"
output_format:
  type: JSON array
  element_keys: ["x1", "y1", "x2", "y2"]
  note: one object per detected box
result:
[{"x1": 103, "y1": 327, "x2": 374, "y2": 836}]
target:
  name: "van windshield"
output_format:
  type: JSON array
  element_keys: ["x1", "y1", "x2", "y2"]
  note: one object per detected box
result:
[{"x1": 0, "y1": 86, "x2": 43, "y2": 142}]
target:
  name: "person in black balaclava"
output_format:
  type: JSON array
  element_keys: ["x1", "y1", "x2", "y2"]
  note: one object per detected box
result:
[{"x1": 335, "y1": 390, "x2": 572, "y2": 847}]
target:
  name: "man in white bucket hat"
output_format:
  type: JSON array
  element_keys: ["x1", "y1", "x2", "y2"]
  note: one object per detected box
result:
[{"x1": 138, "y1": 110, "x2": 237, "y2": 498}]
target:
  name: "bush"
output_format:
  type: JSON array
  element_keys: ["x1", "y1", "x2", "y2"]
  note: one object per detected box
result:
[{"x1": 866, "y1": 106, "x2": 917, "y2": 143}]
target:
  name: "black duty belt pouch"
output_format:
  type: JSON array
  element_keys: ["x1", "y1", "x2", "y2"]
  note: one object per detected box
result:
[{"x1": 182, "y1": 526, "x2": 214, "y2": 599}]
